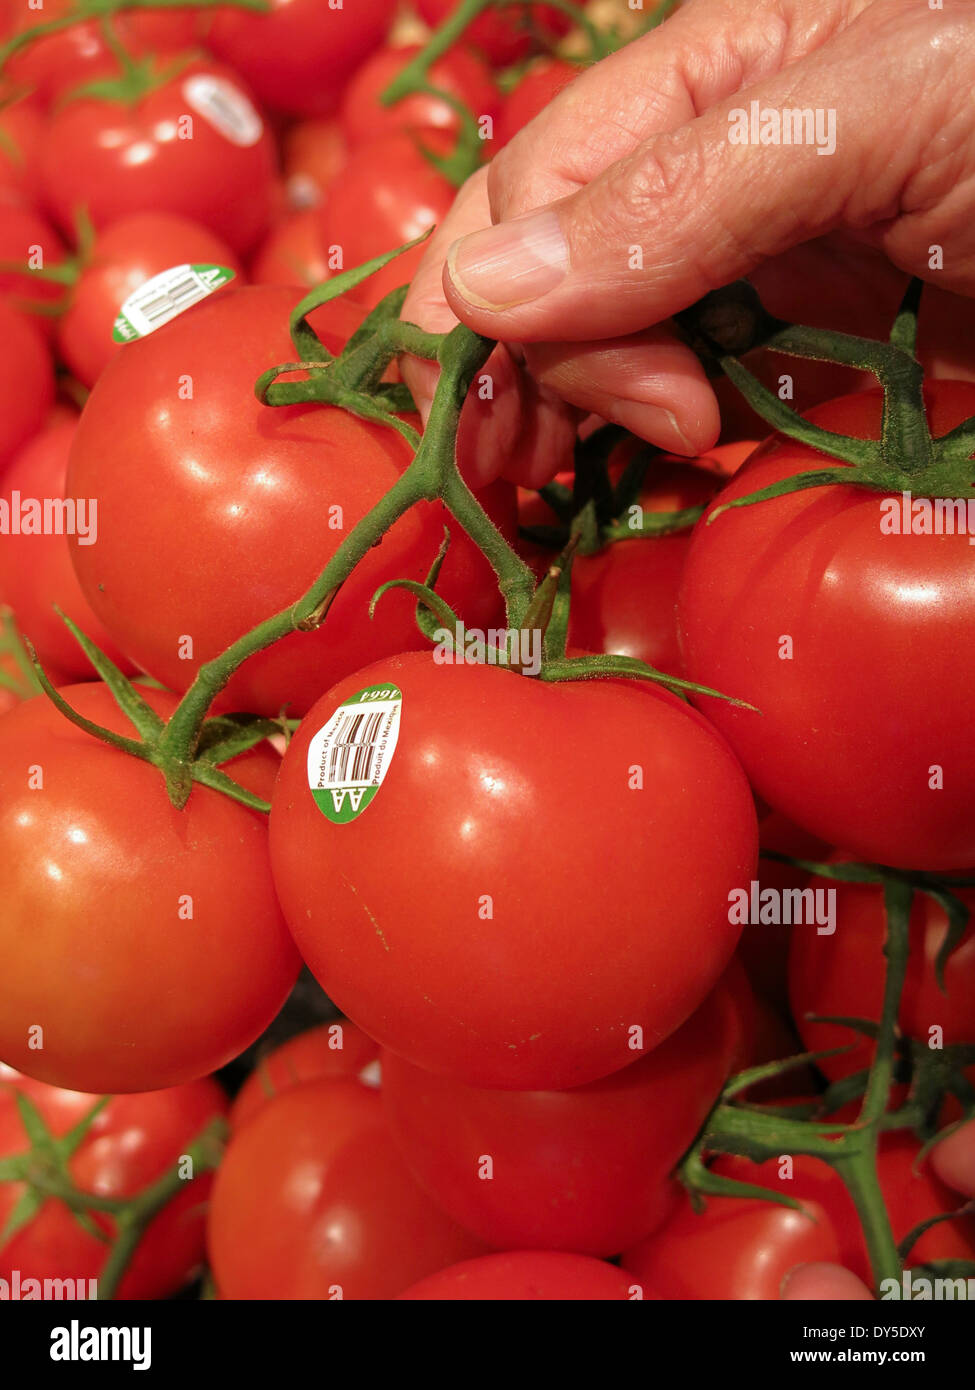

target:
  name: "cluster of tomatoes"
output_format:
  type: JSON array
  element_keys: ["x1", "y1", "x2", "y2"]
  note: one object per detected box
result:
[{"x1": 0, "y1": 0, "x2": 974, "y2": 1304}]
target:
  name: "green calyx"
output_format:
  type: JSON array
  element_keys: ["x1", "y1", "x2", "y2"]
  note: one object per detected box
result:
[{"x1": 675, "y1": 278, "x2": 975, "y2": 522}]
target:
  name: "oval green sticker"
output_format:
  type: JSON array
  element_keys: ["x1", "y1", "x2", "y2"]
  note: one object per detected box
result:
[{"x1": 306, "y1": 684, "x2": 403, "y2": 825}]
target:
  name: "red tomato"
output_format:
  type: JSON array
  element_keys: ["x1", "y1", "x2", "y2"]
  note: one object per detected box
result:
[
  {"x1": 416, "y1": 0, "x2": 572, "y2": 69},
  {"x1": 399, "y1": 1251, "x2": 637, "y2": 1301},
  {"x1": 621, "y1": 1188, "x2": 843, "y2": 1299},
  {"x1": 207, "y1": 1079, "x2": 486, "y2": 1299},
  {"x1": 38, "y1": 61, "x2": 276, "y2": 255},
  {"x1": 0, "y1": 1064, "x2": 227, "y2": 1300},
  {"x1": 0, "y1": 683, "x2": 300, "y2": 1093},
  {"x1": 320, "y1": 132, "x2": 456, "y2": 312},
  {"x1": 281, "y1": 117, "x2": 348, "y2": 208},
  {"x1": 67, "y1": 285, "x2": 509, "y2": 716},
  {"x1": 230, "y1": 1020, "x2": 379, "y2": 1128},
  {"x1": 0, "y1": 300, "x2": 54, "y2": 468},
  {"x1": 339, "y1": 43, "x2": 499, "y2": 150},
  {"x1": 678, "y1": 383, "x2": 975, "y2": 870},
  {"x1": 789, "y1": 874, "x2": 975, "y2": 1084},
  {"x1": 5, "y1": 3, "x2": 203, "y2": 106},
  {"x1": 270, "y1": 650, "x2": 757, "y2": 1090},
  {"x1": 0, "y1": 192, "x2": 66, "y2": 324},
  {"x1": 207, "y1": 0, "x2": 393, "y2": 118},
  {"x1": 250, "y1": 208, "x2": 331, "y2": 288},
  {"x1": 0, "y1": 91, "x2": 44, "y2": 200},
  {"x1": 381, "y1": 972, "x2": 742, "y2": 1255},
  {"x1": 494, "y1": 57, "x2": 581, "y2": 148},
  {"x1": 0, "y1": 412, "x2": 137, "y2": 679},
  {"x1": 57, "y1": 211, "x2": 243, "y2": 388}
]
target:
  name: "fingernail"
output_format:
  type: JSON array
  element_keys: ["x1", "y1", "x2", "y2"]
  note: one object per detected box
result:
[
  {"x1": 446, "y1": 210, "x2": 568, "y2": 312},
  {"x1": 608, "y1": 402, "x2": 698, "y2": 456}
]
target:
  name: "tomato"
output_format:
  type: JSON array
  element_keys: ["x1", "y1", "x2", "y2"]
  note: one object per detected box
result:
[
  {"x1": 206, "y1": 0, "x2": 393, "y2": 119},
  {"x1": 320, "y1": 132, "x2": 456, "y2": 312},
  {"x1": 339, "y1": 43, "x2": 499, "y2": 150},
  {"x1": 207, "y1": 1079, "x2": 486, "y2": 1299},
  {"x1": 281, "y1": 117, "x2": 348, "y2": 209},
  {"x1": 0, "y1": 192, "x2": 66, "y2": 325},
  {"x1": 494, "y1": 57, "x2": 581, "y2": 149},
  {"x1": 714, "y1": 1133, "x2": 975, "y2": 1285},
  {"x1": 788, "y1": 874, "x2": 975, "y2": 1084},
  {"x1": 250, "y1": 208, "x2": 331, "y2": 289},
  {"x1": 416, "y1": 0, "x2": 572, "y2": 69},
  {"x1": 56, "y1": 211, "x2": 244, "y2": 388},
  {"x1": 0, "y1": 91, "x2": 44, "y2": 200},
  {"x1": 621, "y1": 1188, "x2": 843, "y2": 1300},
  {"x1": 0, "y1": 1064, "x2": 227, "y2": 1300},
  {"x1": 0, "y1": 412, "x2": 137, "y2": 680},
  {"x1": 381, "y1": 971, "x2": 742, "y2": 1255},
  {"x1": 5, "y1": 3, "x2": 204, "y2": 106},
  {"x1": 0, "y1": 683, "x2": 300, "y2": 1093},
  {"x1": 38, "y1": 61, "x2": 276, "y2": 255},
  {"x1": 270, "y1": 650, "x2": 757, "y2": 1090},
  {"x1": 230, "y1": 1019, "x2": 379, "y2": 1128},
  {"x1": 0, "y1": 300, "x2": 54, "y2": 468},
  {"x1": 67, "y1": 285, "x2": 510, "y2": 716},
  {"x1": 399, "y1": 1251, "x2": 637, "y2": 1301},
  {"x1": 678, "y1": 383, "x2": 975, "y2": 870}
]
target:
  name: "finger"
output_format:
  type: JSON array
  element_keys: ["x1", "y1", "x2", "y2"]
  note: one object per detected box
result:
[
  {"x1": 931, "y1": 1118, "x2": 975, "y2": 1199},
  {"x1": 781, "y1": 1262, "x2": 875, "y2": 1301}
]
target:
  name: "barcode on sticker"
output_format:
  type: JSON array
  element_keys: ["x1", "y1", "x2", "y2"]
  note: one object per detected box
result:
[
  {"x1": 113, "y1": 264, "x2": 236, "y2": 342},
  {"x1": 307, "y1": 685, "x2": 403, "y2": 825},
  {"x1": 183, "y1": 74, "x2": 263, "y2": 147}
]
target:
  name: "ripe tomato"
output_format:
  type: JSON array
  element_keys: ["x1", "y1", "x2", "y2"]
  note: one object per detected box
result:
[
  {"x1": 56, "y1": 211, "x2": 243, "y2": 388},
  {"x1": 399, "y1": 1251, "x2": 637, "y2": 1301},
  {"x1": 281, "y1": 117, "x2": 348, "y2": 209},
  {"x1": 207, "y1": 1079, "x2": 486, "y2": 1299},
  {"x1": 0, "y1": 683, "x2": 300, "y2": 1093},
  {"x1": 0, "y1": 411, "x2": 137, "y2": 680},
  {"x1": 0, "y1": 300, "x2": 54, "y2": 468},
  {"x1": 788, "y1": 874, "x2": 975, "y2": 1084},
  {"x1": 230, "y1": 1019, "x2": 379, "y2": 1128},
  {"x1": 339, "y1": 43, "x2": 499, "y2": 150},
  {"x1": 320, "y1": 132, "x2": 456, "y2": 312},
  {"x1": 678, "y1": 383, "x2": 975, "y2": 870},
  {"x1": 0, "y1": 192, "x2": 66, "y2": 325},
  {"x1": 206, "y1": 0, "x2": 393, "y2": 119},
  {"x1": 494, "y1": 57, "x2": 581, "y2": 149},
  {"x1": 270, "y1": 651, "x2": 757, "y2": 1090},
  {"x1": 0, "y1": 1065, "x2": 227, "y2": 1300},
  {"x1": 67, "y1": 285, "x2": 510, "y2": 716},
  {"x1": 416, "y1": 0, "x2": 572, "y2": 69},
  {"x1": 0, "y1": 91, "x2": 44, "y2": 200},
  {"x1": 250, "y1": 208, "x2": 331, "y2": 289},
  {"x1": 381, "y1": 971, "x2": 742, "y2": 1255},
  {"x1": 38, "y1": 61, "x2": 276, "y2": 255},
  {"x1": 621, "y1": 1188, "x2": 843, "y2": 1300}
]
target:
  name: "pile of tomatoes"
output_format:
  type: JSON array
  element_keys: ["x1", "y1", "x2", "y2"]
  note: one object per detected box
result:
[{"x1": 0, "y1": 0, "x2": 973, "y2": 1305}]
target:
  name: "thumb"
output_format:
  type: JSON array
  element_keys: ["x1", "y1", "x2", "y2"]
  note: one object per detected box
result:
[{"x1": 443, "y1": 8, "x2": 952, "y2": 341}]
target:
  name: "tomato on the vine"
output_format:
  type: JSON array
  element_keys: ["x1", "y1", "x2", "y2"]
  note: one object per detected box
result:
[
  {"x1": 399, "y1": 1251, "x2": 637, "y2": 1301},
  {"x1": 0, "y1": 193, "x2": 67, "y2": 325},
  {"x1": 416, "y1": 0, "x2": 572, "y2": 70},
  {"x1": 339, "y1": 43, "x2": 499, "y2": 151},
  {"x1": 250, "y1": 209, "x2": 331, "y2": 289},
  {"x1": 494, "y1": 57, "x2": 582, "y2": 149},
  {"x1": 0, "y1": 300, "x2": 54, "y2": 467},
  {"x1": 270, "y1": 650, "x2": 757, "y2": 1090},
  {"x1": 230, "y1": 1020, "x2": 379, "y2": 1129}
]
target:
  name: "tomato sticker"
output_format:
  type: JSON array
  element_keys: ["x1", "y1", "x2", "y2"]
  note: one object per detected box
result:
[
  {"x1": 182, "y1": 74, "x2": 264, "y2": 148},
  {"x1": 113, "y1": 264, "x2": 236, "y2": 342},
  {"x1": 307, "y1": 684, "x2": 402, "y2": 824}
]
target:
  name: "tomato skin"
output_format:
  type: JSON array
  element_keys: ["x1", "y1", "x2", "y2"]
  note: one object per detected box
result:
[
  {"x1": 0, "y1": 93, "x2": 44, "y2": 200},
  {"x1": 0, "y1": 1065, "x2": 227, "y2": 1300},
  {"x1": 621, "y1": 1190, "x2": 843, "y2": 1300},
  {"x1": 339, "y1": 44, "x2": 499, "y2": 150},
  {"x1": 0, "y1": 301, "x2": 54, "y2": 468},
  {"x1": 678, "y1": 382, "x2": 975, "y2": 870},
  {"x1": 270, "y1": 651, "x2": 757, "y2": 1090},
  {"x1": 416, "y1": 0, "x2": 572, "y2": 69},
  {"x1": 399, "y1": 1251, "x2": 637, "y2": 1301},
  {"x1": 38, "y1": 62, "x2": 276, "y2": 255},
  {"x1": 207, "y1": 1079, "x2": 486, "y2": 1299},
  {"x1": 320, "y1": 132, "x2": 456, "y2": 312},
  {"x1": 67, "y1": 286, "x2": 507, "y2": 716},
  {"x1": 207, "y1": 0, "x2": 393, "y2": 118},
  {"x1": 0, "y1": 683, "x2": 300, "y2": 1093},
  {"x1": 57, "y1": 212, "x2": 244, "y2": 388},
  {"x1": 0, "y1": 413, "x2": 137, "y2": 679},
  {"x1": 494, "y1": 57, "x2": 581, "y2": 148},
  {"x1": 250, "y1": 208, "x2": 331, "y2": 288},
  {"x1": 789, "y1": 875, "x2": 975, "y2": 1084},
  {"x1": 230, "y1": 1020, "x2": 379, "y2": 1128},
  {"x1": 281, "y1": 117, "x2": 348, "y2": 209},
  {"x1": 381, "y1": 973, "x2": 741, "y2": 1255},
  {"x1": 0, "y1": 194, "x2": 67, "y2": 325}
]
